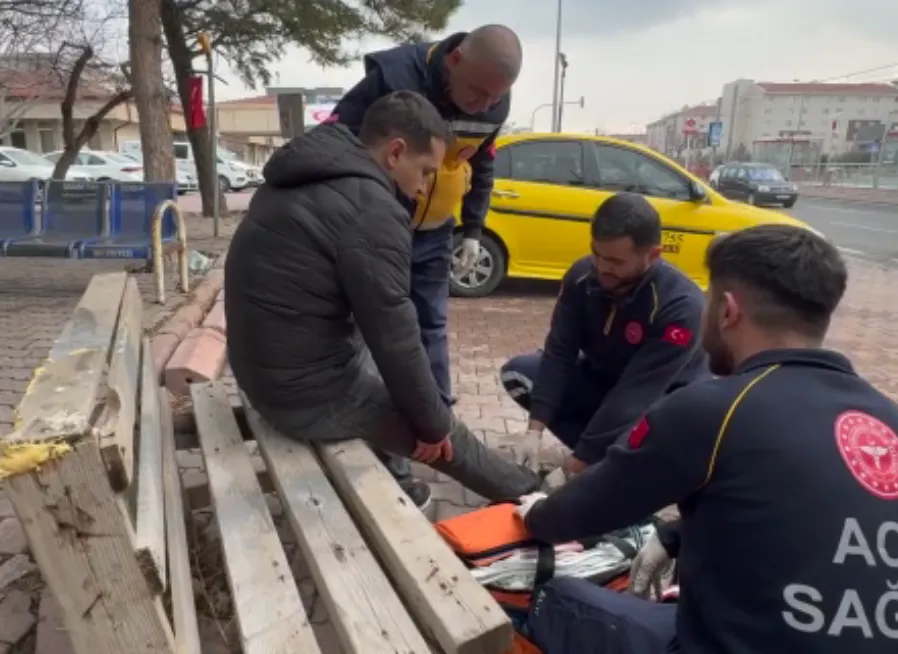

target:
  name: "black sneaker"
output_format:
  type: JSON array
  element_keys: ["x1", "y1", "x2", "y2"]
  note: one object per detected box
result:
[{"x1": 400, "y1": 479, "x2": 432, "y2": 510}]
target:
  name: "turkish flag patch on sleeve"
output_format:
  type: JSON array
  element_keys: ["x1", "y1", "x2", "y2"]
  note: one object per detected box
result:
[
  {"x1": 487, "y1": 142, "x2": 497, "y2": 159},
  {"x1": 662, "y1": 324, "x2": 692, "y2": 346},
  {"x1": 628, "y1": 417, "x2": 650, "y2": 449}
]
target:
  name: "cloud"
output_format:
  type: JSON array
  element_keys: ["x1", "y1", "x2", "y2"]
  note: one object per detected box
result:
[{"x1": 215, "y1": 0, "x2": 898, "y2": 133}]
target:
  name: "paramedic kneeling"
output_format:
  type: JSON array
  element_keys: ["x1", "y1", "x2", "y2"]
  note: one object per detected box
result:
[
  {"x1": 501, "y1": 192, "x2": 709, "y2": 476},
  {"x1": 517, "y1": 224, "x2": 898, "y2": 654}
]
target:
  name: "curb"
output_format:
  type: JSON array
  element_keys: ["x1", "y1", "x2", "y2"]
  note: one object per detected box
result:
[{"x1": 149, "y1": 251, "x2": 227, "y2": 383}]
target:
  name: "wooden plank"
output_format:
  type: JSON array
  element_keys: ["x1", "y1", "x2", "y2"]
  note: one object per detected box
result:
[
  {"x1": 10, "y1": 272, "x2": 127, "y2": 444},
  {"x1": 319, "y1": 440, "x2": 513, "y2": 654},
  {"x1": 160, "y1": 386, "x2": 201, "y2": 654},
  {"x1": 247, "y1": 404, "x2": 431, "y2": 654},
  {"x1": 191, "y1": 383, "x2": 321, "y2": 654},
  {"x1": 100, "y1": 275, "x2": 143, "y2": 491},
  {"x1": 134, "y1": 337, "x2": 167, "y2": 594},
  {"x1": 4, "y1": 439, "x2": 175, "y2": 654}
]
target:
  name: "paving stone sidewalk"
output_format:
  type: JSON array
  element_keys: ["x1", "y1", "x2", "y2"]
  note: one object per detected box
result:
[{"x1": 2, "y1": 248, "x2": 898, "y2": 652}]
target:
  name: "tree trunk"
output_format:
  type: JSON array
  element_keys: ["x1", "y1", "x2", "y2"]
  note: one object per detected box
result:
[
  {"x1": 160, "y1": 0, "x2": 227, "y2": 217},
  {"x1": 128, "y1": 0, "x2": 174, "y2": 181}
]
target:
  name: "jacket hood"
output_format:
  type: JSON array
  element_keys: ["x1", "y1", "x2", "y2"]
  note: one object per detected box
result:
[{"x1": 262, "y1": 124, "x2": 393, "y2": 191}]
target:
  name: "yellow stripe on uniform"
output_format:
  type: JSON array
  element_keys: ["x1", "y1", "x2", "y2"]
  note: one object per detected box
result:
[{"x1": 703, "y1": 364, "x2": 781, "y2": 486}]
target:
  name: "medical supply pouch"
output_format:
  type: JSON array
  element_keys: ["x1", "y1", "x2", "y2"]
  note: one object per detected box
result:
[{"x1": 434, "y1": 503, "x2": 653, "y2": 654}]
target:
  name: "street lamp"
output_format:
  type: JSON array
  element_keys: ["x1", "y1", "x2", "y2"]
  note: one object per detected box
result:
[
  {"x1": 550, "y1": 0, "x2": 563, "y2": 132},
  {"x1": 530, "y1": 96, "x2": 585, "y2": 132}
]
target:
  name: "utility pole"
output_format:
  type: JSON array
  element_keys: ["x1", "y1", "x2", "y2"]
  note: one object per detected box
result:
[
  {"x1": 550, "y1": 0, "x2": 563, "y2": 132},
  {"x1": 556, "y1": 53, "x2": 568, "y2": 132},
  {"x1": 197, "y1": 33, "x2": 220, "y2": 237}
]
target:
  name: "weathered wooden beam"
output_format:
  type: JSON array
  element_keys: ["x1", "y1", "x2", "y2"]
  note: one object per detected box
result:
[
  {"x1": 191, "y1": 382, "x2": 321, "y2": 654},
  {"x1": 247, "y1": 404, "x2": 431, "y2": 654},
  {"x1": 134, "y1": 337, "x2": 167, "y2": 594},
  {"x1": 2, "y1": 272, "x2": 175, "y2": 654},
  {"x1": 160, "y1": 386, "x2": 201, "y2": 654},
  {"x1": 99, "y1": 276, "x2": 143, "y2": 492},
  {"x1": 319, "y1": 440, "x2": 513, "y2": 654}
]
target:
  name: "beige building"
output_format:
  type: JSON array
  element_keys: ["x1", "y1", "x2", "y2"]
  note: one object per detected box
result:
[
  {"x1": 214, "y1": 95, "x2": 285, "y2": 164},
  {"x1": 645, "y1": 103, "x2": 718, "y2": 157}
]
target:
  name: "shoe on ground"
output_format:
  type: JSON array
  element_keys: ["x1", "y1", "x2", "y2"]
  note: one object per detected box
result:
[{"x1": 399, "y1": 478, "x2": 432, "y2": 510}]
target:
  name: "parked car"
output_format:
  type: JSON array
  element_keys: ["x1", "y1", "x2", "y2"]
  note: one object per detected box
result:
[
  {"x1": 714, "y1": 162, "x2": 798, "y2": 208},
  {"x1": 448, "y1": 134, "x2": 815, "y2": 298},
  {"x1": 171, "y1": 142, "x2": 248, "y2": 192},
  {"x1": 175, "y1": 166, "x2": 198, "y2": 194},
  {"x1": 43, "y1": 149, "x2": 144, "y2": 182},
  {"x1": 0, "y1": 146, "x2": 93, "y2": 184}
]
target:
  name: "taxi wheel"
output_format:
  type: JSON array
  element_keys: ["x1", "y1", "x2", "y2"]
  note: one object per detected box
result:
[{"x1": 449, "y1": 233, "x2": 506, "y2": 298}]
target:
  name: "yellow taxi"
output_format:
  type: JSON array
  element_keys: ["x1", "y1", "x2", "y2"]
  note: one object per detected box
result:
[{"x1": 449, "y1": 133, "x2": 813, "y2": 297}]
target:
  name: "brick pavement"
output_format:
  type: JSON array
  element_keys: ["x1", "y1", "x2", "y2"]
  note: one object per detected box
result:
[{"x1": 2, "y1": 246, "x2": 898, "y2": 652}]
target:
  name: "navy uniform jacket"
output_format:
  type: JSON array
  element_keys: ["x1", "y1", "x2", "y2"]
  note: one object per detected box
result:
[
  {"x1": 531, "y1": 257, "x2": 709, "y2": 464},
  {"x1": 331, "y1": 32, "x2": 510, "y2": 239},
  {"x1": 526, "y1": 349, "x2": 898, "y2": 654}
]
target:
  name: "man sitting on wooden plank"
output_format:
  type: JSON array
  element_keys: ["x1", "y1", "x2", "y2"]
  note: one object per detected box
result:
[{"x1": 225, "y1": 91, "x2": 542, "y2": 509}]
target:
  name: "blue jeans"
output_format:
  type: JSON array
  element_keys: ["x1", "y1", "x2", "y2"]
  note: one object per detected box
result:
[
  {"x1": 500, "y1": 351, "x2": 611, "y2": 450},
  {"x1": 382, "y1": 220, "x2": 455, "y2": 482},
  {"x1": 530, "y1": 578, "x2": 677, "y2": 654}
]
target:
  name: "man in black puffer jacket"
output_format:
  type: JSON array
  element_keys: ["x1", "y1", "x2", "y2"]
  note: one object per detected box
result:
[{"x1": 225, "y1": 91, "x2": 541, "y2": 507}]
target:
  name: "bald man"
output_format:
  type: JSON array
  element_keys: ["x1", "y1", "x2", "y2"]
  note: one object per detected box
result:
[{"x1": 330, "y1": 26, "x2": 522, "y2": 506}]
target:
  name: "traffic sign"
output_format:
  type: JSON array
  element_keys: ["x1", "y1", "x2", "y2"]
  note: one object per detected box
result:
[{"x1": 683, "y1": 118, "x2": 697, "y2": 135}]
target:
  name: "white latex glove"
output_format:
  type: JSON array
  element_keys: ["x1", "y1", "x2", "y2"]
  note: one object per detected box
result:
[
  {"x1": 457, "y1": 238, "x2": 481, "y2": 273},
  {"x1": 629, "y1": 531, "x2": 672, "y2": 599},
  {"x1": 514, "y1": 492, "x2": 548, "y2": 522},
  {"x1": 513, "y1": 429, "x2": 544, "y2": 472}
]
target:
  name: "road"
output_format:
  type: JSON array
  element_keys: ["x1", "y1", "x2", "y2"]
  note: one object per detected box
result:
[
  {"x1": 785, "y1": 198, "x2": 898, "y2": 264},
  {"x1": 181, "y1": 189, "x2": 897, "y2": 263}
]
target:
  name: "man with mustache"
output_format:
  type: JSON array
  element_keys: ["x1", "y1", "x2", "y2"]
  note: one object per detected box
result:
[
  {"x1": 501, "y1": 192, "x2": 709, "y2": 478},
  {"x1": 516, "y1": 225, "x2": 898, "y2": 654}
]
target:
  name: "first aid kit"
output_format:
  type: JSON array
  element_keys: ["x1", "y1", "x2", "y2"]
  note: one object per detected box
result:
[{"x1": 434, "y1": 502, "x2": 655, "y2": 653}]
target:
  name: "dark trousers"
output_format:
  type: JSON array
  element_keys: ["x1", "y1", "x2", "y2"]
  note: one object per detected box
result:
[
  {"x1": 383, "y1": 220, "x2": 454, "y2": 482},
  {"x1": 530, "y1": 578, "x2": 676, "y2": 654},
  {"x1": 500, "y1": 351, "x2": 610, "y2": 451},
  {"x1": 248, "y1": 351, "x2": 542, "y2": 503}
]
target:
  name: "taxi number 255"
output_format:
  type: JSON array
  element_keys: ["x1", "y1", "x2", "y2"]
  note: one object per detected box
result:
[{"x1": 662, "y1": 232, "x2": 685, "y2": 254}]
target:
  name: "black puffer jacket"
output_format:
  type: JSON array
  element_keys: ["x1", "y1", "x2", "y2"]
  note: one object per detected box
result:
[{"x1": 225, "y1": 124, "x2": 451, "y2": 442}]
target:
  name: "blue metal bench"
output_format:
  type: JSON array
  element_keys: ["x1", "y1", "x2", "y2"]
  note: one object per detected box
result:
[
  {"x1": 3, "y1": 180, "x2": 106, "y2": 258},
  {"x1": 0, "y1": 180, "x2": 39, "y2": 248},
  {"x1": 79, "y1": 181, "x2": 188, "y2": 303}
]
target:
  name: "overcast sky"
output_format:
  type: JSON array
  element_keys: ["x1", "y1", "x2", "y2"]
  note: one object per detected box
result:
[{"x1": 216, "y1": 0, "x2": 898, "y2": 133}]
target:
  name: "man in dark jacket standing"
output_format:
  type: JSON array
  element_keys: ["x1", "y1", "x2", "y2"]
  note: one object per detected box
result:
[
  {"x1": 225, "y1": 91, "x2": 541, "y2": 508},
  {"x1": 332, "y1": 25, "x2": 522, "y2": 405}
]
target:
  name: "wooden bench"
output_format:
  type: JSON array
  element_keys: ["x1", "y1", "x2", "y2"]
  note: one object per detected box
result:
[{"x1": 1, "y1": 272, "x2": 514, "y2": 654}]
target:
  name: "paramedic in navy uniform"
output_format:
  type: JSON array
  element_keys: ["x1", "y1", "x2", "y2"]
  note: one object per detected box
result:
[
  {"x1": 501, "y1": 192, "x2": 709, "y2": 478},
  {"x1": 515, "y1": 224, "x2": 898, "y2": 654}
]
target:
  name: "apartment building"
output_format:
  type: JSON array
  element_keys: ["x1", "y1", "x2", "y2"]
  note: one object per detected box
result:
[
  {"x1": 719, "y1": 80, "x2": 898, "y2": 165},
  {"x1": 646, "y1": 103, "x2": 718, "y2": 157}
]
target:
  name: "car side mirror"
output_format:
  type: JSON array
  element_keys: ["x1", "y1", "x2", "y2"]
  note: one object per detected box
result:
[{"x1": 689, "y1": 180, "x2": 708, "y2": 202}]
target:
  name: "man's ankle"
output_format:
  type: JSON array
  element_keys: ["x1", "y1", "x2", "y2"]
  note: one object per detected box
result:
[{"x1": 399, "y1": 478, "x2": 432, "y2": 510}]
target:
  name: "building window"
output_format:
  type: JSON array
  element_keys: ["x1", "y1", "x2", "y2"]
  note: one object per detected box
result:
[
  {"x1": 873, "y1": 97, "x2": 880, "y2": 103},
  {"x1": 785, "y1": 120, "x2": 792, "y2": 126},
  {"x1": 764, "y1": 108, "x2": 772, "y2": 114},
  {"x1": 9, "y1": 130, "x2": 26, "y2": 149}
]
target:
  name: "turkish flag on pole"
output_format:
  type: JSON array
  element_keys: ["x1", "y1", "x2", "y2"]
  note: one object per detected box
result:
[{"x1": 187, "y1": 76, "x2": 207, "y2": 129}]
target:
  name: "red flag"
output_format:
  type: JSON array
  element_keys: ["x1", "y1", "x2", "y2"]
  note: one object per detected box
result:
[{"x1": 187, "y1": 76, "x2": 207, "y2": 129}]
